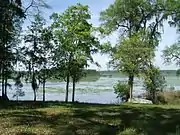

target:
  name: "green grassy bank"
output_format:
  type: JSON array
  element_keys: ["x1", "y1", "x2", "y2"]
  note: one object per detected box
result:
[{"x1": 0, "y1": 101, "x2": 179, "y2": 135}]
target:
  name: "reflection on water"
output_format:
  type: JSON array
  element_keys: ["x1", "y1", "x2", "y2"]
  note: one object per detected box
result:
[{"x1": 1, "y1": 76, "x2": 180, "y2": 104}]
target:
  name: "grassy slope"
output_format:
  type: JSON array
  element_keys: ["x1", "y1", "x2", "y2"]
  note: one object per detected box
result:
[{"x1": 0, "y1": 102, "x2": 180, "y2": 135}]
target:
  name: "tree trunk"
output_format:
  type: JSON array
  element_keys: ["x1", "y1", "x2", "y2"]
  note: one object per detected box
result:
[
  {"x1": 2, "y1": 67, "x2": 4, "y2": 97},
  {"x1": 128, "y1": 74, "x2": 134, "y2": 102},
  {"x1": 43, "y1": 79, "x2": 45, "y2": 102},
  {"x1": 5, "y1": 77, "x2": 7, "y2": 96},
  {"x1": 125, "y1": 93, "x2": 130, "y2": 102},
  {"x1": 32, "y1": 72, "x2": 36, "y2": 102},
  {"x1": 151, "y1": 89, "x2": 156, "y2": 104},
  {"x1": 65, "y1": 75, "x2": 70, "y2": 103},
  {"x1": 72, "y1": 77, "x2": 75, "y2": 102},
  {"x1": 33, "y1": 90, "x2": 36, "y2": 102}
]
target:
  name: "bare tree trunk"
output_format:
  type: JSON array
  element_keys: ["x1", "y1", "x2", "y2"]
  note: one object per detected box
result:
[
  {"x1": 2, "y1": 67, "x2": 4, "y2": 97},
  {"x1": 128, "y1": 74, "x2": 134, "y2": 102},
  {"x1": 72, "y1": 77, "x2": 75, "y2": 102},
  {"x1": 33, "y1": 90, "x2": 36, "y2": 101},
  {"x1": 65, "y1": 75, "x2": 69, "y2": 103},
  {"x1": 43, "y1": 79, "x2": 45, "y2": 102},
  {"x1": 5, "y1": 77, "x2": 7, "y2": 96},
  {"x1": 0, "y1": 65, "x2": 2, "y2": 97},
  {"x1": 32, "y1": 71, "x2": 37, "y2": 102}
]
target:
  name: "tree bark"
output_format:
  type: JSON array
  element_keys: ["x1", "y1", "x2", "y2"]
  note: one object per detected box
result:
[
  {"x1": 2, "y1": 67, "x2": 4, "y2": 97},
  {"x1": 5, "y1": 77, "x2": 7, "y2": 96},
  {"x1": 43, "y1": 79, "x2": 45, "y2": 102},
  {"x1": 72, "y1": 77, "x2": 75, "y2": 102},
  {"x1": 65, "y1": 75, "x2": 69, "y2": 103},
  {"x1": 33, "y1": 89, "x2": 36, "y2": 102},
  {"x1": 32, "y1": 71, "x2": 37, "y2": 102},
  {"x1": 128, "y1": 74, "x2": 134, "y2": 102}
]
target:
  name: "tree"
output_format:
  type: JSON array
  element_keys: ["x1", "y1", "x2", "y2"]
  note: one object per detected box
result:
[
  {"x1": 37, "y1": 68, "x2": 52, "y2": 102},
  {"x1": 0, "y1": 0, "x2": 50, "y2": 101},
  {"x1": 113, "y1": 81, "x2": 130, "y2": 102},
  {"x1": 51, "y1": 3, "x2": 99, "y2": 103},
  {"x1": 110, "y1": 31, "x2": 154, "y2": 101},
  {"x1": 37, "y1": 27, "x2": 53, "y2": 102},
  {"x1": 70, "y1": 59, "x2": 86, "y2": 102},
  {"x1": 22, "y1": 13, "x2": 46, "y2": 101},
  {"x1": 99, "y1": 0, "x2": 173, "y2": 101},
  {"x1": 99, "y1": 0, "x2": 170, "y2": 39},
  {"x1": 162, "y1": 43, "x2": 180, "y2": 99},
  {"x1": 0, "y1": 0, "x2": 24, "y2": 100},
  {"x1": 162, "y1": 43, "x2": 180, "y2": 66},
  {"x1": 143, "y1": 65, "x2": 166, "y2": 104}
]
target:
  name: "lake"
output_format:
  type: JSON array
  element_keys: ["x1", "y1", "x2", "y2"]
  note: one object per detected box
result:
[{"x1": 3, "y1": 75, "x2": 180, "y2": 104}]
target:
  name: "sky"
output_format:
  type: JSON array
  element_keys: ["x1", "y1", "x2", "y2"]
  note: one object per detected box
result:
[{"x1": 28, "y1": 0, "x2": 179, "y2": 71}]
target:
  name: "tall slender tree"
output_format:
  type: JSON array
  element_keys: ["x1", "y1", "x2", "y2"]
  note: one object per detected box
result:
[
  {"x1": 22, "y1": 13, "x2": 46, "y2": 101},
  {"x1": 51, "y1": 3, "x2": 99, "y2": 102},
  {"x1": 37, "y1": 27, "x2": 53, "y2": 102}
]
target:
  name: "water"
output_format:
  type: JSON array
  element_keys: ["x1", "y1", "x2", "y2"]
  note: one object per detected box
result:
[{"x1": 2, "y1": 76, "x2": 180, "y2": 104}]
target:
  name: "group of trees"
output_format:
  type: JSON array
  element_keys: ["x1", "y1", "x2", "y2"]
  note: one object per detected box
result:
[
  {"x1": 0, "y1": 1, "x2": 100, "y2": 102},
  {"x1": 99, "y1": 0, "x2": 180, "y2": 104},
  {"x1": 1, "y1": 0, "x2": 180, "y2": 104}
]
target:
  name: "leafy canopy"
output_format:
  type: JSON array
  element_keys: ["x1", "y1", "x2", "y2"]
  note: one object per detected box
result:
[{"x1": 110, "y1": 31, "x2": 154, "y2": 76}]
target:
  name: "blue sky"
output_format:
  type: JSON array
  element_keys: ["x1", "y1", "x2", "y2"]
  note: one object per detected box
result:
[{"x1": 37, "y1": 0, "x2": 179, "y2": 70}]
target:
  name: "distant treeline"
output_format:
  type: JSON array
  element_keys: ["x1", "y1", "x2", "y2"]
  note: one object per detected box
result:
[
  {"x1": 14, "y1": 69, "x2": 101, "y2": 82},
  {"x1": 99, "y1": 70, "x2": 178, "y2": 77},
  {"x1": 160, "y1": 70, "x2": 177, "y2": 76},
  {"x1": 9, "y1": 70, "x2": 178, "y2": 81}
]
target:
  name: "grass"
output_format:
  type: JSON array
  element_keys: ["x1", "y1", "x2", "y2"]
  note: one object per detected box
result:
[{"x1": 0, "y1": 101, "x2": 180, "y2": 135}]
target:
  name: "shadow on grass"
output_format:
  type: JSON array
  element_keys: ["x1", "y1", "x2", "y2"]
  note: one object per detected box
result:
[
  {"x1": 0, "y1": 101, "x2": 112, "y2": 110},
  {"x1": 0, "y1": 102, "x2": 180, "y2": 135},
  {"x1": 72, "y1": 104, "x2": 180, "y2": 135}
]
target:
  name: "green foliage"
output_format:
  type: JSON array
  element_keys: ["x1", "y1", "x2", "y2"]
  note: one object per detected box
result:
[
  {"x1": 99, "y1": 41, "x2": 112, "y2": 54},
  {"x1": 22, "y1": 13, "x2": 48, "y2": 101},
  {"x1": 110, "y1": 31, "x2": 154, "y2": 100},
  {"x1": 100, "y1": 0, "x2": 151, "y2": 35},
  {"x1": 50, "y1": 3, "x2": 100, "y2": 102},
  {"x1": 99, "y1": 0, "x2": 180, "y2": 103},
  {"x1": 0, "y1": 0, "x2": 24, "y2": 99},
  {"x1": 162, "y1": 43, "x2": 180, "y2": 66},
  {"x1": 1, "y1": 0, "x2": 180, "y2": 104},
  {"x1": 114, "y1": 81, "x2": 129, "y2": 102},
  {"x1": 99, "y1": 0, "x2": 173, "y2": 42},
  {"x1": 111, "y1": 31, "x2": 154, "y2": 75},
  {"x1": 143, "y1": 66, "x2": 167, "y2": 104},
  {"x1": 144, "y1": 67, "x2": 166, "y2": 92}
]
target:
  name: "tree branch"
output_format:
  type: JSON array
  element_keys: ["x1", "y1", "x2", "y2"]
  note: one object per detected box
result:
[{"x1": 24, "y1": 0, "x2": 34, "y2": 13}]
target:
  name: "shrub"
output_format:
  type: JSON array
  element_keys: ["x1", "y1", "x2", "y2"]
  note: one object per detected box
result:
[
  {"x1": 153, "y1": 91, "x2": 180, "y2": 104},
  {"x1": 114, "y1": 81, "x2": 129, "y2": 102},
  {"x1": 163, "y1": 91, "x2": 180, "y2": 104}
]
